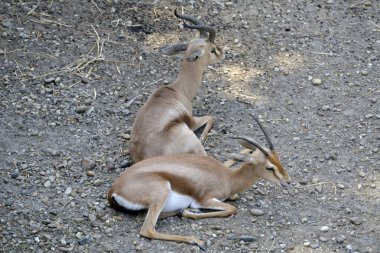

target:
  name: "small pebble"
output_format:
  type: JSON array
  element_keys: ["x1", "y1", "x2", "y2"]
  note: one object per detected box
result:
[
  {"x1": 320, "y1": 226, "x2": 329, "y2": 232},
  {"x1": 119, "y1": 160, "x2": 132, "y2": 168},
  {"x1": 336, "y1": 235, "x2": 345, "y2": 243},
  {"x1": 238, "y1": 235, "x2": 257, "y2": 242},
  {"x1": 89, "y1": 214, "x2": 96, "y2": 222},
  {"x1": 86, "y1": 170, "x2": 95, "y2": 177},
  {"x1": 364, "y1": 114, "x2": 373, "y2": 119},
  {"x1": 78, "y1": 237, "x2": 91, "y2": 245},
  {"x1": 337, "y1": 183, "x2": 345, "y2": 189},
  {"x1": 11, "y1": 172, "x2": 19, "y2": 179},
  {"x1": 44, "y1": 180, "x2": 52, "y2": 188},
  {"x1": 82, "y1": 158, "x2": 96, "y2": 170},
  {"x1": 81, "y1": 77, "x2": 89, "y2": 83},
  {"x1": 64, "y1": 187, "x2": 72, "y2": 195},
  {"x1": 349, "y1": 217, "x2": 363, "y2": 225},
  {"x1": 311, "y1": 243, "x2": 320, "y2": 249},
  {"x1": 75, "y1": 105, "x2": 89, "y2": 114},
  {"x1": 44, "y1": 77, "x2": 55, "y2": 83},
  {"x1": 225, "y1": 1, "x2": 234, "y2": 7},
  {"x1": 249, "y1": 208, "x2": 265, "y2": 216},
  {"x1": 312, "y1": 79, "x2": 322, "y2": 85}
]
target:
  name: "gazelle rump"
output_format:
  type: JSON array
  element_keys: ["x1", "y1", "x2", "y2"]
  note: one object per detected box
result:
[
  {"x1": 108, "y1": 115, "x2": 290, "y2": 249},
  {"x1": 129, "y1": 10, "x2": 224, "y2": 163}
]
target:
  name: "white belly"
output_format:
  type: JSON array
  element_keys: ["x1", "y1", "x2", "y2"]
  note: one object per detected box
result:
[{"x1": 162, "y1": 190, "x2": 198, "y2": 212}]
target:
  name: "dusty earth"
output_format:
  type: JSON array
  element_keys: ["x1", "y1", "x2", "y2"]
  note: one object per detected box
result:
[{"x1": 1, "y1": 0, "x2": 379, "y2": 252}]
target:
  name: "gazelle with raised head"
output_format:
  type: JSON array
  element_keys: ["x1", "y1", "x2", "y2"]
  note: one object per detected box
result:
[
  {"x1": 129, "y1": 10, "x2": 224, "y2": 163},
  {"x1": 108, "y1": 115, "x2": 291, "y2": 249}
]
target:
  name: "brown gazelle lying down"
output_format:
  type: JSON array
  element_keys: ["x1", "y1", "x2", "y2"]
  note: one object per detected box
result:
[
  {"x1": 129, "y1": 10, "x2": 224, "y2": 163},
  {"x1": 108, "y1": 115, "x2": 291, "y2": 249}
]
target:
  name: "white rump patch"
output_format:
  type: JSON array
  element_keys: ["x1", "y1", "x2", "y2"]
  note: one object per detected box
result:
[
  {"x1": 112, "y1": 194, "x2": 145, "y2": 211},
  {"x1": 162, "y1": 183, "x2": 198, "y2": 212}
]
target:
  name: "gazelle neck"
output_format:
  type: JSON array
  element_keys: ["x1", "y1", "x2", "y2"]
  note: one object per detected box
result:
[
  {"x1": 171, "y1": 60, "x2": 207, "y2": 103},
  {"x1": 230, "y1": 163, "x2": 260, "y2": 195}
]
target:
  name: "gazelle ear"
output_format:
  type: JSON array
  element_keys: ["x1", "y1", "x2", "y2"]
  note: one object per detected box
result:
[
  {"x1": 237, "y1": 139, "x2": 258, "y2": 151},
  {"x1": 186, "y1": 47, "x2": 205, "y2": 62},
  {"x1": 230, "y1": 153, "x2": 256, "y2": 164},
  {"x1": 159, "y1": 43, "x2": 188, "y2": 55}
]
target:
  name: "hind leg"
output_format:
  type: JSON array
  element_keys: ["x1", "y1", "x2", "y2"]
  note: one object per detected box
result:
[
  {"x1": 192, "y1": 115, "x2": 214, "y2": 143},
  {"x1": 139, "y1": 183, "x2": 205, "y2": 249}
]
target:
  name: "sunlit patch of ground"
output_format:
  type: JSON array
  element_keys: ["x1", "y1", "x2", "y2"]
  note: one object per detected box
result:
[
  {"x1": 272, "y1": 51, "x2": 305, "y2": 73},
  {"x1": 219, "y1": 64, "x2": 263, "y2": 103}
]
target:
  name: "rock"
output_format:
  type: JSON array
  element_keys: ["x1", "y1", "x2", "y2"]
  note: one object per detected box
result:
[
  {"x1": 75, "y1": 232, "x2": 83, "y2": 239},
  {"x1": 47, "y1": 223, "x2": 57, "y2": 228},
  {"x1": 225, "y1": 2, "x2": 234, "y2": 7},
  {"x1": 89, "y1": 214, "x2": 96, "y2": 222},
  {"x1": 5, "y1": 199, "x2": 14, "y2": 206},
  {"x1": 119, "y1": 160, "x2": 131, "y2": 168},
  {"x1": 365, "y1": 114, "x2": 373, "y2": 119},
  {"x1": 320, "y1": 226, "x2": 329, "y2": 232},
  {"x1": 93, "y1": 179, "x2": 103, "y2": 186},
  {"x1": 361, "y1": 70, "x2": 368, "y2": 76},
  {"x1": 349, "y1": 217, "x2": 363, "y2": 225},
  {"x1": 2, "y1": 21, "x2": 12, "y2": 28},
  {"x1": 249, "y1": 208, "x2": 265, "y2": 216},
  {"x1": 44, "y1": 180, "x2": 52, "y2": 187},
  {"x1": 58, "y1": 247, "x2": 73, "y2": 252},
  {"x1": 84, "y1": 98, "x2": 93, "y2": 105},
  {"x1": 64, "y1": 187, "x2": 72, "y2": 195},
  {"x1": 78, "y1": 236, "x2": 91, "y2": 245},
  {"x1": 312, "y1": 79, "x2": 322, "y2": 85},
  {"x1": 30, "y1": 129, "x2": 39, "y2": 136},
  {"x1": 11, "y1": 172, "x2": 19, "y2": 179},
  {"x1": 82, "y1": 158, "x2": 96, "y2": 170},
  {"x1": 303, "y1": 241, "x2": 311, "y2": 247},
  {"x1": 44, "y1": 77, "x2": 55, "y2": 83},
  {"x1": 86, "y1": 170, "x2": 95, "y2": 177},
  {"x1": 19, "y1": 32, "x2": 29, "y2": 39},
  {"x1": 49, "y1": 209, "x2": 59, "y2": 216},
  {"x1": 311, "y1": 242, "x2": 320, "y2": 249},
  {"x1": 81, "y1": 77, "x2": 89, "y2": 83},
  {"x1": 238, "y1": 235, "x2": 257, "y2": 242},
  {"x1": 336, "y1": 235, "x2": 345, "y2": 243},
  {"x1": 120, "y1": 133, "x2": 130, "y2": 140},
  {"x1": 337, "y1": 183, "x2": 345, "y2": 189},
  {"x1": 43, "y1": 148, "x2": 60, "y2": 156},
  {"x1": 75, "y1": 105, "x2": 89, "y2": 113}
]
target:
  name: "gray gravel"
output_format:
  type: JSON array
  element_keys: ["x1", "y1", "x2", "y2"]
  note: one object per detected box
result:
[{"x1": 0, "y1": 0, "x2": 379, "y2": 252}]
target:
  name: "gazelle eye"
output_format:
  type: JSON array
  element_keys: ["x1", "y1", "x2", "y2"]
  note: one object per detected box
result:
[
  {"x1": 211, "y1": 48, "x2": 216, "y2": 54},
  {"x1": 266, "y1": 167, "x2": 274, "y2": 172}
]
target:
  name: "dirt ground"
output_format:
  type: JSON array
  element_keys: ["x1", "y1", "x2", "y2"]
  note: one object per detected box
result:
[{"x1": 1, "y1": 0, "x2": 379, "y2": 252}]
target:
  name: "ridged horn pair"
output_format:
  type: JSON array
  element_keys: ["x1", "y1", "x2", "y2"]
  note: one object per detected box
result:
[
  {"x1": 231, "y1": 114, "x2": 275, "y2": 157},
  {"x1": 174, "y1": 9, "x2": 216, "y2": 43}
]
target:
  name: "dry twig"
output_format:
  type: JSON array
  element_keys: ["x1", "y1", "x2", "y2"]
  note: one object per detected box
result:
[
  {"x1": 300, "y1": 182, "x2": 337, "y2": 194},
  {"x1": 91, "y1": 0, "x2": 103, "y2": 13}
]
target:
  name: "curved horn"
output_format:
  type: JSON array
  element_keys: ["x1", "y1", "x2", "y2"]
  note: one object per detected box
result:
[
  {"x1": 174, "y1": 9, "x2": 208, "y2": 38},
  {"x1": 230, "y1": 136, "x2": 269, "y2": 157},
  {"x1": 250, "y1": 114, "x2": 274, "y2": 151},
  {"x1": 183, "y1": 23, "x2": 216, "y2": 43}
]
